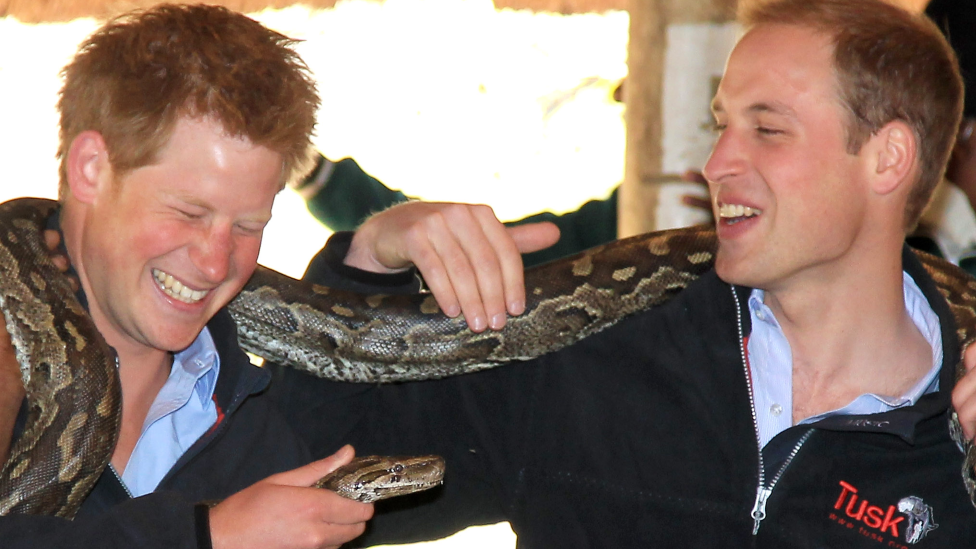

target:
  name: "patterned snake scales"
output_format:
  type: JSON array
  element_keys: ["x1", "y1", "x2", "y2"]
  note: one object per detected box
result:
[{"x1": 1, "y1": 197, "x2": 975, "y2": 518}]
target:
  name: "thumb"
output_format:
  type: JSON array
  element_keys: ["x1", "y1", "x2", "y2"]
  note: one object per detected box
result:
[
  {"x1": 507, "y1": 222, "x2": 560, "y2": 255},
  {"x1": 272, "y1": 444, "x2": 356, "y2": 488}
]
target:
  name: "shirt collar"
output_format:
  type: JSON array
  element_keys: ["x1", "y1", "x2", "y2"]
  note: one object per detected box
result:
[
  {"x1": 171, "y1": 326, "x2": 220, "y2": 408},
  {"x1": 747, "y1": 269, "x2": 941, "y2": 418}
]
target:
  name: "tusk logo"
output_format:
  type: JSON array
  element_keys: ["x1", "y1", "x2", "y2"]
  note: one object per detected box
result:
[
  {"x1": 830, "y1": 481, "x2": 938, "y2": 545},
  {"x1": 897, "y1": 496, "x2": 938, "y2": 544}
]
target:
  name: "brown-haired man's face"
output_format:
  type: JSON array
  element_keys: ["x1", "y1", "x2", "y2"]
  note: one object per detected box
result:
[
  {"x1": 75, "y1": 116, "x2": 282, "y2": 357},
  {"x1": 704, "y1": 23, "x2": 874, "y2": 293}
]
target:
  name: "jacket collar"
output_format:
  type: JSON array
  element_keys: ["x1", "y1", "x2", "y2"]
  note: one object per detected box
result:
[
  {"x1": 206, "y1": 307, "x2": 271, "y2": 412},
  {"x1": 727, "y1": 245, "x2": 959, "y2": 443}
]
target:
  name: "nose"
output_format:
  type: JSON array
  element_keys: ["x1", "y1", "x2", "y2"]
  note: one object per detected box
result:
[
  {"x1": 189, "y1": 224, "x2": 233, "y2": 284},
  {"x1": 702, "y1": 129, "x2": 744, "y2": 184}
]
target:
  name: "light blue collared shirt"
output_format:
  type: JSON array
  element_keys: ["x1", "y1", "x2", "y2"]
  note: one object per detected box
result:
[
  {"x1": 120, "y1": 327, "x2": 220, "y2": 497},
  {"x1": 747, "y1": 272, "x2": 942, "y2": 448}
]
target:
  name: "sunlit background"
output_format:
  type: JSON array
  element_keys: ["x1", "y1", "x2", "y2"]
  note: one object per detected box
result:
[
  {"x1": 0, "y1": 0, "x2": 942, "y2": 545},
  {"x1": 0, "y1": 0, "x2": 628, "y2": 278},
  {"x1": 0, "y1": 0, "x2": 629, "y2": 546}
]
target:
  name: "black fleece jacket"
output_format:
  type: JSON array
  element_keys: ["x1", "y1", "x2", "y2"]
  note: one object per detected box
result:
[{"x1": 269, "y1": 234, "x2": 976, "y2": 548}]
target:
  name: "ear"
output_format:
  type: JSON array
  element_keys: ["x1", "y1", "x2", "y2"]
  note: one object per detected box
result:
[
  {"x1": 868, "y1": 120, "x2": 918, "y2": 196},
  {"x1": 65, "y1": 130, "x2": 112, "y2": 204}
]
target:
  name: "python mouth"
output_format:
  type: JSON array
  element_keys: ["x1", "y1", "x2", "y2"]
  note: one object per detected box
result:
[{"x1": 152, "y1": 269, "x2": 210, "y2": 304}]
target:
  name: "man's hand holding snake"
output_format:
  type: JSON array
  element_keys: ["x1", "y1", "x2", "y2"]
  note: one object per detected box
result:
[
  {"x1": 209, "y1": 445, "x2": 373, "y2": 549},
  {"x1": 346, "y1": 201, "x2": 559, "y2": 332}
]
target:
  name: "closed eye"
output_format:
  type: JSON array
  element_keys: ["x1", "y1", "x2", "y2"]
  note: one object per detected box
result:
[
  {"x1": 177, "y1": 208, "x2": 205, "y2": 220},
  {"x1": 234, "y1": 222, "x2": 266, "y2": 236}
]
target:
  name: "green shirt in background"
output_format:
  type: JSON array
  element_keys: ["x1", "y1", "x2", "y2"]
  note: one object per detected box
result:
[{"x1": 300, "y1": 157, "x2": 618, "y2": 268}]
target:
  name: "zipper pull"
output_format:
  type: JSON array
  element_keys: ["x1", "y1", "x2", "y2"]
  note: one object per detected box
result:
[{"x1": 751, "y1": 486, "x2": 772, "y2": 535}]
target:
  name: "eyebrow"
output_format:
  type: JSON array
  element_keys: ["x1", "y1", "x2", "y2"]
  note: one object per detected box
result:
[{"x1": 710, "y1": 99, "x2": 798, "y2": 119}]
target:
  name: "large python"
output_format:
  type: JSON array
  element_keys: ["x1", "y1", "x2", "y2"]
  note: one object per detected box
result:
[{"x1": 1, "y1": 197, "x2": 975, "y2": 518}]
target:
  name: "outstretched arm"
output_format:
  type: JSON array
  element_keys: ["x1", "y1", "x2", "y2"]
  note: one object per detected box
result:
[{"x1": 344, "y1": 201, "x2": 559, "y2": 332}]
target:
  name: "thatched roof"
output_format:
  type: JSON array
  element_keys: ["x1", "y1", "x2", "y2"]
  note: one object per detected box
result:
[{"x1": 0, "y1": 0, "x2": 628, "y2": 23}]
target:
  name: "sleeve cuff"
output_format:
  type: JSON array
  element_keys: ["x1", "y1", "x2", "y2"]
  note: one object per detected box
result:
[
  {"x1": 293, "y1": 154, "x2": 335, "y2": 200},
  {"x1": 303, "y1": 232, "x2": 423, "y2": 294}
]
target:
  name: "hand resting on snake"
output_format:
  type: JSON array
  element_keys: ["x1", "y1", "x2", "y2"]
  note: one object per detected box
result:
[{"x1": 1, "y1": 197, "x2": 975, "y2": 518}]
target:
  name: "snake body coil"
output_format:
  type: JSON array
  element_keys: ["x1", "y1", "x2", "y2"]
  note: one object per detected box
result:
[
  {"x1": 0, "y1": 199, "x2": 120, "y2": 517},
  {"x1": 230, "y1": 225, "x2": 717, "y2": 382},
  {"x1": 1, "y1": 197, "x2": 975, "y2": 517}
]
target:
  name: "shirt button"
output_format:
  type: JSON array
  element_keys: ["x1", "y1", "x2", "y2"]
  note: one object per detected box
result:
[
  {"x1": 756, "y1": 310, "x2": 766, "y2": 321},
  {"x1": 770, "y1": 404, "x2": 783, "y2": 416}
]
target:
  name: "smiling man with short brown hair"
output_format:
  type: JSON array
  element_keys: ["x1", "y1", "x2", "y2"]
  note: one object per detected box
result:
[
  {"x1": 272, "y1": 0, "x2": 976, "y2": 546},
  {"x1": 0, "y1": 5, "x2": 374, "y2": 549}
]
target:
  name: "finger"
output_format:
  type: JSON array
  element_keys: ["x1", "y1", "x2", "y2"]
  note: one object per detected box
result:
[
  {"x1": 507, "y1": 222, "x2": 560, "y2": 255},
  {"x1": 43, "y1": 230, "x2": 69, "y2": 271},
  {"x1": 449, "y1": 204, "x2": 531, "y2": 330},
  {"x1": 951, "y1": 346, "x2": 976, "y2": 407},
  {"x1": 965, "y1": 343, "x2": 976, "y2": 373},
  {"x1": 271, "y1": 445, "x2": 356, "y2": 488},
  {"x1": 951, "y1": 345, "x2": 976, "y2": 440},
  {"x1": 954, "y1": 393, "x2": 976, "y2": 442},
  {"x1": 51, "y1": 255, "x2": 69, "y2": 271},
  {"x1": 291, "y1": 477, "x2": 375, "y2": 529},
  {"x1": 474, "y1": 219, "x2": 539, "y2": 323},
  {"x1": 423, "y1": 208, "x2": 496, "y2": 332},
  {"x1": 313, "y1": 489, "x2": 375, "y2": 526},
  {"x1": 42, "y1": 230, "x2": 78, "y2": 292},
  {"x1": 398, "y1": 217, "x2": 465, "y2": 320},
  {"x1": 43, "y1": 229, "x2": 61, "y2": 251},
  {"x1": 465, "y1": 205, "x2": 532, "y2": 327}
]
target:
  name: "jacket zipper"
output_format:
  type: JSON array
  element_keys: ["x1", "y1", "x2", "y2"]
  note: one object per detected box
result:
[
  {"x1": 749, "y1": 430, "x2": 813, "y2": 533},
  {"x1": 109, "y1": 463, "x2": 134, "y2": 499},
  {"x1": 731, "y1": 287, "x2": 813, "y2": 535},
  {"x1": 106, "y1": 355, "x2": 134, "y2": 499}
]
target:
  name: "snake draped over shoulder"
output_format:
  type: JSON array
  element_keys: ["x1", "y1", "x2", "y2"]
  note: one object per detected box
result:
[{"x1": 1, "y1": 197, "x2": 976, "y2": 518}]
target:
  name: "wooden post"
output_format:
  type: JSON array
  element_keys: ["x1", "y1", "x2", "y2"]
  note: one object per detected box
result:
[{"x1": 619, "y1": 0, "x2": 737, "y2": 237}]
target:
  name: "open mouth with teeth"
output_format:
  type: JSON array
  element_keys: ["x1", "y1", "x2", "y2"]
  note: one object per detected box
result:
[
  {"x1": 718, "y1": 203, "x2": 761, "y2": 225},
  {"x1": 152, "y1": 269, "x2": 210, "y2": 304}
]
